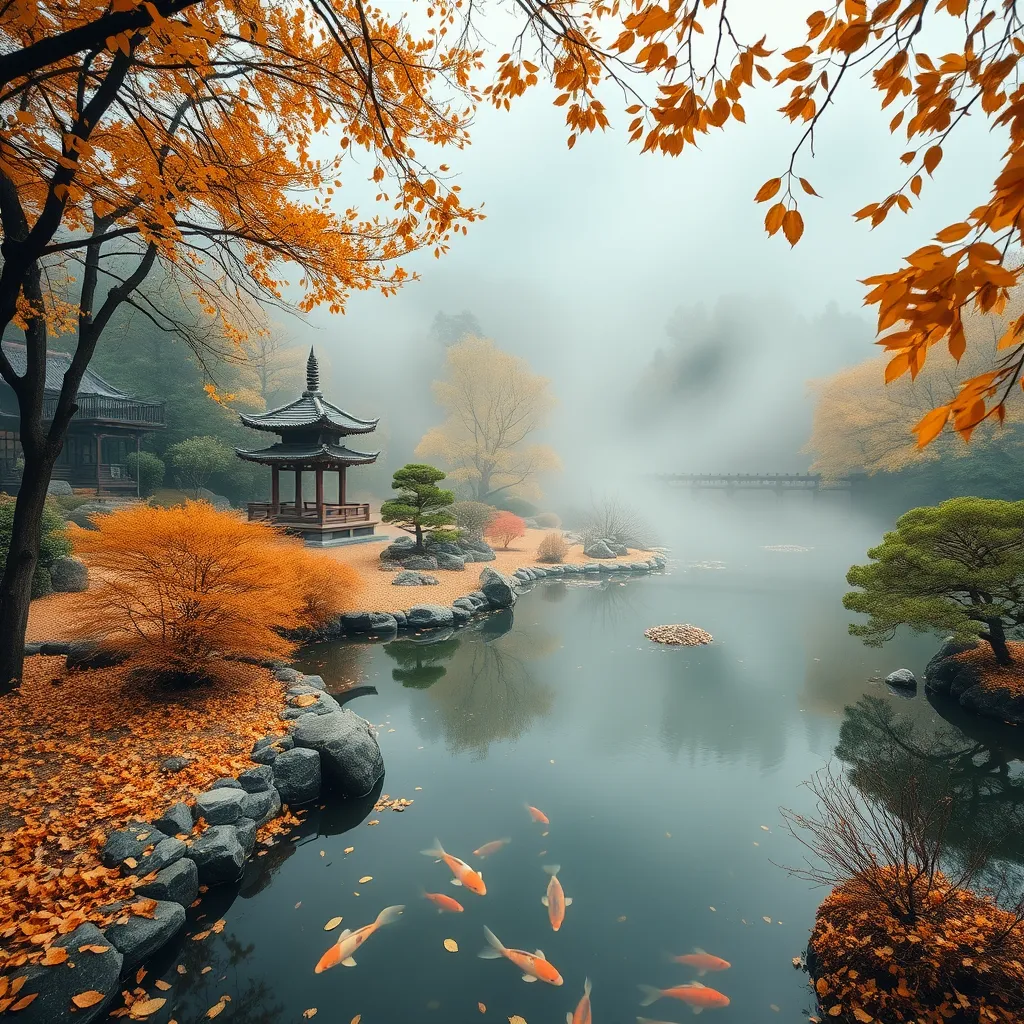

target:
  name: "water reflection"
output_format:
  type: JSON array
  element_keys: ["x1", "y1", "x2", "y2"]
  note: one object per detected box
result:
[
  {"x1": 384, "y1": 634, "x2": 461, "y2": 688},
  {"x1": 836, "y1": 695, "x2": 1024, "y2": 863}
]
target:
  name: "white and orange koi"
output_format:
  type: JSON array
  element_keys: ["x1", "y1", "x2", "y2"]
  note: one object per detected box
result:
[
  {"x1": 567, "y1": 976, "x2": 592, "y2": 1024},
  {"x1": 478, "y1": 925, "x2": 563, "y2": 986},
  {"x1": 313, "y1": 905, "x2": 404, "y2": 973},
  {"x1": 420, "y1": 838, "x2": 486, "y2": 895},
  {"x1": 542, "y1": 864, "x2": 572, "y2": 932}
]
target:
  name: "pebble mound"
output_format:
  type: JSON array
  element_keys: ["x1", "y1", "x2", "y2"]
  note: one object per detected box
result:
[{"x1": 644, "y1": 624, "x2": 713, "y2": 646}]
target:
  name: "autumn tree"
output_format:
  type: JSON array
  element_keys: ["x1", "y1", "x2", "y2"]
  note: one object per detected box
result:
[
  {"x1": 844, "y1": 498, "x2": 1024, "y2": 666},
  {"x1": 69, "y1": 501, "x2": 361, "y2": 684},
  {"x1": 485, "y1": 510, "x2": 526, "y2": 550},
  {"x1": 417, "y1": 336, "x2": 561, "y2": 503},
  {"x1": 241, "y1": 332, "x2": 309, "y2": 409},
  {"x1": 380, "y1": 464, "x2": 457, "y2": 553}
]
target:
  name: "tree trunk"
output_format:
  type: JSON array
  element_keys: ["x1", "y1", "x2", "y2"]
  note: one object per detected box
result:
[
  {"x1": 982, "y1": 618, "x2": 1012, "y2": 666},
  {"x1": 0, "y1": 449, "x2": 56, "y2": 692},
  {"x1": 414, "y1": 522, "x2": 423, "y2": 553}
]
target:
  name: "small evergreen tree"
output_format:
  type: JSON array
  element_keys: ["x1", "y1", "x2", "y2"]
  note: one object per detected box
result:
[
  {"x1": 380, "y1": 464, "x2": 456, "y2": 552},
  {"x1": 0, "y1": 496, "x2": 70, "y2": 599},
  {"x1": 167, "y1": 436, "x2": 233, "y2": 499},
  {"x1": 844, "y1": 497, "x2": 1024, "y2": 666},
  {"x1": 125, "y1": 451, "x2": 166, "y2": 497}
]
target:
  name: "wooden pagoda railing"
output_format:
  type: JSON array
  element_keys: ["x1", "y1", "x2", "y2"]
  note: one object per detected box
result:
[{"x1": 247, "y1": 500, "x2": 371, "y2": 525}]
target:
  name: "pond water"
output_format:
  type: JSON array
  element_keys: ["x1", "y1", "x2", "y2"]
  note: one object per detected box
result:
[{"x1": 113, "y1": 505, "x2": 1024, "y2": 1024}]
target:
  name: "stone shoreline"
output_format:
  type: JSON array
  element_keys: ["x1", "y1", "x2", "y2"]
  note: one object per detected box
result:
[{"x1": 12, "y1": 555, "x2": 667, "y2": 1021}]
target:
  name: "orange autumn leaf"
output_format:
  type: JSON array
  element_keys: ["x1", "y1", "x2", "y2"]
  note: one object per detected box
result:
[
  {"x1": 129, "y1": 997, "x2": 167, "y2": 1019},
  {"x1": 72, "y1": 991, "x2": 106, "y2": 1009},
  {"x1": 41, "y1": 946, "x2": 68, "y2": 965},
  {"x1": 782, "y1": 209, "x2": 804, "y2": 246},
  {"x1": 755, "y1": 178, "x2": 781, "y2": 202},
  {"x1": 478, "y1": 1003, "x2": 487, "y2": 1013},
  {"x1": 11, "y1": 993, "x2": 38, "y2": 1012}
]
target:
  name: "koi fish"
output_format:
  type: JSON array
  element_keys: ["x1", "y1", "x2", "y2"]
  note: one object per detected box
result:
[
  {"x1": 567, "y1": 976, "x2": 592, "y2": 1024},
  {"x1": 638, "y1": 982, "x2": 730, "y2": 1013},
  {"x1": 420, "y1": 838, "x2": 487, "y2": 895},
  {"x1": 423, "y1": 891, "x2": 464, "y2": 913},
  {"x1": 670, "y1": 949, "x2": 731, "y2": 975},
  {"x1": 526, "y1": 804, "x2": 549, "y2": 824},
  {"x1": 313, "y1": 905, "x2": 404, "y2": 973},
  {"x1": 473, "y1": 838, "x2": 511, "y2": 858},
  {"x1": 542, "y1": 864, "x2": 572, "y2": 932},
  {"x1": 478, "y1": 925, "x2": 563, "y2": 986}
]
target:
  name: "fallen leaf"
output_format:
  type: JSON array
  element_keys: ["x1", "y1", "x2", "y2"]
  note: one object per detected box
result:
[
  {"x1": 762, "y1": 916, "x2": 772, "y2": 924},
  {"x1": 201, "y1": 967, "x2": 212, "y2": 975},
  {"x1": 616, "y1": 915, "x2": 627, "y2": 922},
  {"x1": 207, "y1": 998, "x2": 228, "y2": 1018},
  {"x1": 175, "y1": 965, "x2": 187, "y2": 975},
  {"x1": 155, "y1": 980, "x2": 172, "y2": 991},
  {"x1": 415, "y1": 787, "x2": 423, "y2": 791},
  {"x1": 192, "y1": 930, "x2": 210, "y2": 941},
  {"x1": 350, "y1": 1016, "x2": 361, "y2": 1024},
  {"x1": 136, "y1": 967, "x2": 147, "y2": 985},
  {"x1": 11, "y1": 994, "x2": 39, "y2": 1012},
  {"x1": 295, "y1": 902, "x2": 302, "y2": 909},
  {"x1": 709, "y1": 906, "x2": 716, "y2": 912},
  {"x1": 444, "y1": 938, "x2": 458, "y2": 952},
  {"x1": 302, "y1": 1010, "x2": 317, "y2": 1020},
  {"x1": 509, "y1": 1016, "x2": 527, "y2": 1024},
  {"x1": 211, "y1": 919, "x2": 226, "y2": 934},
  {"x1": 770, "y1": 1005, "x2": 780, "y2": 1013},
  {"x1": 42, "y1": 946, "x2": 68, "y2": 965},
  {"x1": 129, "y1": 997, "x2": 167, "y2": 1019},
  {"x1": 79, "y1": 945, "x2": 111, "y2": 954},
  {"x1": 359, "y1": 876, "x2": 373, "y2": 884},
  {"x1": 760, "y1": 825, "x2": 770, "y2": 831},
  {"x1": 367, "y1": 820, "x2": 379, "y2": 826},
  {"x1": 792, "y1": 957, "x2": 802, "y2": 968},
  {"x1": 344, "y1": 847, "x2": 354, "y2": 854},
  {"x1": 828, "y1": 1008, "x2": 843, "y2": 1017},
  {"x1": 124, "y1": 857, "x2": 138, "y2": 869},
  {"x1": 478, "y1": 1003, "x2": 486, "y2": 1013},
  {"x1": 324, "y1": 917, "x2": 343, "y2": 931},
  {"x1": 73, "y1": 991, "x2": 106, "y2": 1009},
  {"x1": 853, "y1": 1010, "x2": 873, "y2": 1023}
]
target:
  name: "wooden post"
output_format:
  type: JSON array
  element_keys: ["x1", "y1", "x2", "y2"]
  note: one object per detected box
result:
[
  {"x1": 95, "y1": 433, "x2": 103, "y2": 495},
  {"x1": 315, "y1": 467, "x2": 324, "y2": 524},
  {"x1": 339, "y1": 466, "x2": 346, "y2": 505},
  {"x1": 295, "y1": 467, "x2": 302, "y2": 516},
  {"x1": 271, "y1": 466, "x2": 280, "y2": 516},
  {"x1": 134, "y1": 435, "x2": 140, "y2": 499}
]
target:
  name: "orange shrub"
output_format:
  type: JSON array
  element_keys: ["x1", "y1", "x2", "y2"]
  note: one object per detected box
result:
[
  {"x1": 294, "y1": 548, "x2": 363, "y2": 628},
  {"x1": 485, "y1": 510, "x2": 526, "y2": 549},
  {"x1": 70, "y1": 501, "x2": 361, "y2": 683},
  {"x1": 537, "y1": 531, "x2": 569, "y2": 563}
]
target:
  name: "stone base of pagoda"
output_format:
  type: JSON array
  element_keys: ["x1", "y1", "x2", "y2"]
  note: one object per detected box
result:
[{"x1": 284, "y1": 519, "x2": 382, "y2": 547}]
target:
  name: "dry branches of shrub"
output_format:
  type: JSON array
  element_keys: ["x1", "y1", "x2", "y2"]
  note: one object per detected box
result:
[
  {"x1": 536, "y1": 531, "x2": 569, "y2": 563},
  {"x1": 579, "y1": 496, "x2": 655, "y2": 549},
  {"x1": 783, "y1": 765, "x2": 1024, "y2": 1024},
  {"x1": 450, "y1": 500, "x2": 497, "y2": 541},
  {"x1": 69, "y1": 501, "x2": 361, "y2": 684},
  {"x1": 293, "y1": 549, "x2": 363, "y2": 628},
  {"x1": 534, "y1": 511, "x2": 561, "y2": 529}
]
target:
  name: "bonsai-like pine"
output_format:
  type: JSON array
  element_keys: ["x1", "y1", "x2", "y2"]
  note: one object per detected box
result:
[
  {"x1": 844, "y1": 497, "x2": 1024, "y2": 666},
  {"x1": 380, "y1": 464, "x2": 457, "y2": 553}
]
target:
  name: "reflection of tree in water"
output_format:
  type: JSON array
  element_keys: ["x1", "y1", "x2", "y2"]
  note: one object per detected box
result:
[
  {"x1": 836, "y1": 695, "x2": 1024, "y2": 865},
  {"x1": 539, "y1": 580, "x2": 568, "y2": 603},
  {"x1": 580, "y1": 578, "x2": 640, "y2": 632},
  {"x1": 384, "y1": 634, "x2": 461, "y2": 688},
  {"x1": 292, "y1": 638, "x2": 372, "y2": 693},
  {"x1": 393, "y1": 612, "x2": 558, "y2": 759}
]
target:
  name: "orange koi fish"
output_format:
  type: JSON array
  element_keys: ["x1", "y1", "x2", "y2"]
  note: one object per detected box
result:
[
  {"x1": 542, "y1": 864, "x2": 573, "y2": 932},
  {"x1": 313, "y1": 905, "x2": 404, "y2": 973},
  {"x1": 638, "y1": 982, "x2": 730, "y2": 1013},
  {"x1": 423, "y1": 891, "x2": 464, "y2": 913},
  {"x1": 473, "y1": 838, "x2": 511, "y2": 858},
  {"x1": 567, "y1": 976, "x2": 592, "y2": 1024},
  {"x1": 670, "y1": 949, "x2": 731, "y2": 975},
  {"x1": 420, "y1": 838, "x2": 487, "y2": 895},
  {"x1": 478, "y1": 925, "x2": 563, "y2": 986},
  {"x1": 526, "y1": 804, "x2": 549, "y2": 824}
]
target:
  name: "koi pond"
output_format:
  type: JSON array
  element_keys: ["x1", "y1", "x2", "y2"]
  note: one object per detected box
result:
[{"x1": 108, "y1": 513, "x2": 1024, "y2": 1024}]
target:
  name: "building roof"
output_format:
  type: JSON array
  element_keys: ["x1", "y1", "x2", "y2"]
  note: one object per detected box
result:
[
  {"x1": 1, "y1": 340, "x2": 132, "y2": 399},
  {"x1": 238, "y1": 348, "x2": 378, "y2": 436},
  {"x1": 234, "y1": 441, "x2": 380, "y2": 467}
]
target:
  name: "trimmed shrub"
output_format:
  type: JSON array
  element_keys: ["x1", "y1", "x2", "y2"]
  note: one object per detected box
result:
[
  {"x1": 537, "y1": 531, "x2": 569, "y2": 563},
  {"x1": 1, "y1": 495, "x2": 71, "y2": 599},
  {"x1": 534, "y1": 511, "x2": 562, "y2": 529},
  {"x1": 451, "y1": 500, "x2": 497, "y2": 541},
  {"x1": 496, "y1": 496, "x2": 538, "y2": 519},
  {"x1": 485, "y1": 510, "x2": 526, "y2": 550},
  {"x1": 125, "y1": 450, "x2": 166, "y2": 497}
]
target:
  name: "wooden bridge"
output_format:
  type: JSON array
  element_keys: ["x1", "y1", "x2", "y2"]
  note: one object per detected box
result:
[{"x1": 652, "y1": 472, "x2": 854, "y2": 496}]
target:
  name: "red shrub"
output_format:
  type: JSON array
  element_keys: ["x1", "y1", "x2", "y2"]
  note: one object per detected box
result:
[{"x1": 485, "y1": 510, "x2": 526, "y2": 549}]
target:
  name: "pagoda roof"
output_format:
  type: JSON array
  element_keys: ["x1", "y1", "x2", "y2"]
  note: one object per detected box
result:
[
  {"x1": 238, "y1": 348, "x2": 378, "y2": 435},
  {"x1": 234, "y1": 441, "x2": 380, "y2": 467}
]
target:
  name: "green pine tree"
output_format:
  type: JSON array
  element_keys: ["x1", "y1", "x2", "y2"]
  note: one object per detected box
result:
[{"x1": 380, "y1": 464, "x2": 457, "y2": 553}]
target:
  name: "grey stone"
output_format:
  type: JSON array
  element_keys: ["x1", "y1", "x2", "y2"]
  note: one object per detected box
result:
[
  {"x1": 188, "y1": 824, "x2": 246, "y2": 884},
  {"x1": 47, "y1": 479, "x2": 74, "y2": 496},
  {"x1": 885, "y1": 668, "x2": 917, "y2": 688},
  {"x1": 135, "y1": 856, "x2": 198, "y2": 906},
  {"x1": 125, "y1": 837, "x2": 186, "y2": 876},
  {"x1": 452, "y1": 596, "x2": 480, "y2": 613},
  {"x1": 479, "y1": 567, "x2": 519, "y2": 609},
  {"x1": 281, "y1": 692, "x2": 341, "y2": 720},
  {"x1": 104, "y1": 899, "x2": 185, "y2": 973},
  {"x1": 63, "y1": 501, "x2": 115, "y2": 530},
  {"x1": 960, "y1": 683, "x2": 1024, "y2": 725},
  {"x1": 211, "y1": 776, "x2": 243, "y2": 790},
  {"x1": 436, "y1": 552, "x2": 467, "y2": 571},
  {"x1": 301, "y1": 674, "x2": 327, "y2": 690},
  {"x1": 393, "y1": 570, "x2": 439, "y2": 586},
  {"x1": 950, "y1": 664, "x2": 983, "y2": 699},
  {"x1": 5, "y1": 923, "x2": 122, "y2": 1024},
  {"x1": 541, "y1": 565, "x2": 563, "y2": 575},
  {"x1": 239, "y1": 789, "x2": 274, "y2": 822},
  {"x1": 238, "y1": 765, "x2": 274, "y2": 793},
  {"x1": 287, "y1": 683, "x2": 322, "y2": 696},
  {"x1": 464, "y1": 547, "x2": 496, "y2": 562},
  {"x1": 49, "y1": 556, "x2": 88, "y2": 593},
  {"x1": 23, "y1": 642, "x2": 43, "y2": 656},
  {"x1": 153, "y1": 802, "x2": 193, "y2": 837},
  {"x1": 403, "y1": 555, "x2": 439, "y2": 570},
  {"x1": 195, "y1": 787, "x2": 246, "y2": 825},
  {"x1": 250, "y1": 734, "x2": 294, "y2": 765},
  {"x1": 341, "y1": 611, "x2": 399, "y2": 634},
  {"x1": 196, "y1": 487, "x2": 231, "y2": 509},
  {"x1": 393, "y1": 610, "x2": 408, "y2": 629},
  {"x1": 258, "y1": 787, "x2": 282, "y2": 826},
  {"x1": 234, "y1": 817, "x2": 257, "y2": 858},
  {"x1": 273, "y1": 747, "x2": 321, "y2": 805},
  {"x1": 925, "y1": 637, "x2": 980, "y2": 680},
  {"x1": 292, "y1": 709, "x2": 384, "y2": 799},
  {"x1": 407, "y1": 603, "x2": 455, "y2": 629},
  {"x1": 382, "y1": 537, "x2": 416, "y2": 559},
  {"x1": 451, "y1": 605, "x2": 471, "y2": 625},
  {"x1": 583, "y1": 562, "x2": 602, "y2": 573},
  {"x1": 65, "y1": 640, "x2": 127, "y2": 671},
  {"x1": 100, "y1": 824, "x2": 168, "y2": 868},
  {"x1": 584, "y1": 539, "x2": 615, "y2": 559},
  {"x1": 160, "y1": 755, "x2": 192, "y2": 773},
  {"x1": 274, "y1": 667, "x2": 301, "y2": 683},
  {"x1": 630, "y1": 561, "x2": 650, "y2": 572},
  {"x1": 426, "y1": 540, "x2": 463, "y2": 556},
  {"x1": 513, "y1": 569, "x2": 533, "y2": 582},
  {"x1": 531, "y1": 567, "x2": 549, "y2": 577}
]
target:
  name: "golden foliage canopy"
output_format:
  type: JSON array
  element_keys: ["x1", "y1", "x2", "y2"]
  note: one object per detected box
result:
[
  {"x1": 416, "y1": 336, "x2": 561, "y2": 502},
  {"x1": 69, "y1": 501, "x2": 360, "y2": 681}
]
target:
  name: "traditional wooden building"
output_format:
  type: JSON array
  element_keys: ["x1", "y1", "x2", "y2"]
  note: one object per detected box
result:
[
  {"x1": 0, "y1": 340, "x2": 165, "y2": 496},
  {"x1": 237, "y1": 348, "x2": 380, "y2": 545}
]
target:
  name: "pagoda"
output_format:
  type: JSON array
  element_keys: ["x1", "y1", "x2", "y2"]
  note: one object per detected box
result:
[{"x1": 236, "y1": 348, "x2": 380, "y2": 545}]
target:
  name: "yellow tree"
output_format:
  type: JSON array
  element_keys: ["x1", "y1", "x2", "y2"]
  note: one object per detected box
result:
[{"x1": 416, "y1": 336, "x2": 561, "y2": 503}]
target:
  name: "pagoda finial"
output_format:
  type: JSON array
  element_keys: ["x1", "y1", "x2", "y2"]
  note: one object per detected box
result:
[{"x1": 305, "y1": 347, "x2": 320, "y2": 393}]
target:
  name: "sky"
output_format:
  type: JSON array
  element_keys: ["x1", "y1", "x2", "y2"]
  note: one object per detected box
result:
[{"x1": 278, "y1": 0, "x2": 1007, "y2": 492}]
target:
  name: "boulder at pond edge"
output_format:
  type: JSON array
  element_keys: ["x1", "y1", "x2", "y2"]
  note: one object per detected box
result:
[{"x1": 292, "y1": 709, "x2": 384, "y2": 798}]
